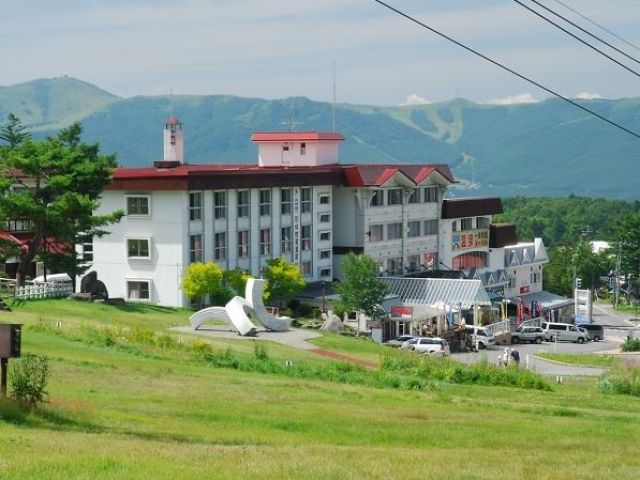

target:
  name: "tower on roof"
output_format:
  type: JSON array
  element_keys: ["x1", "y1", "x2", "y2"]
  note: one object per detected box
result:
[
  {"x1": 251, "y1": 131, "x2": 344, "y2": 167},
  {"x1": 163, "y1": 116, "x2": 184, "y2": 163}
]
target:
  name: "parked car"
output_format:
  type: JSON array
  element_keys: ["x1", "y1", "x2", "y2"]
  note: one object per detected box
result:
[
  {"x1": 412, "y1": 337, "x2": 450, "y2": 356},
  {"x1": 401, "y1": 338, "x2": 419, "y2": 350},
  {"x1": 542, "y1": 322, "x2": 588, "y2": 343},
  {"x1": 511, "y1": 326, "x2": 545, "y2": 344},
  {"x1": 383, "y1": 335, "x2": 416, "y2": 348},
  {"x1": 578, "y1": 324, "x2": 605, "y2": 342},
  {"x1": 464, "y1": 326, "x2": 496, "y2": 349}
]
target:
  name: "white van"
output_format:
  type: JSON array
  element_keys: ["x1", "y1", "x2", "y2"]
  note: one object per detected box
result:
[
  {"x1": 464, "y1": 326, "x2": 496, "y2": 349},
  {"x1": 541, "y1": 322, "x2": 588, "y2": 343}
]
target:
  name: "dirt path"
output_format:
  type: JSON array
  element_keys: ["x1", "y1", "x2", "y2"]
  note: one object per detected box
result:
[{"x1": 312, "y1": 349, "x2": 378, "y2": 369}]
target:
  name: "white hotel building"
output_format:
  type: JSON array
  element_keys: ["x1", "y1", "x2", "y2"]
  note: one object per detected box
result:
[{"x1": 92, "y1": 117, "x2": 555, "y2": 312}]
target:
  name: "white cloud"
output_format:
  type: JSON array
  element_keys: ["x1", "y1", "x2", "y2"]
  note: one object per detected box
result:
[
  {"x1": 574, "y1": 91, "x2": 602, "y2": 100},
  {"x1": 485, "y1": 93, "x2": 538, "y2": 105},
  {"x1": 400, "y1": 94, "x2": 430, "y2": 106}
]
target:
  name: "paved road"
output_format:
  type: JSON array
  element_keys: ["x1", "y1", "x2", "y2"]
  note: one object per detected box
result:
[{"x1": 171, "y1": 325, "x2": 321, "y2": 350}]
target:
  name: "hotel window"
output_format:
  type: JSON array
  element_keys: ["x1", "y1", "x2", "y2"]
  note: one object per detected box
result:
[
  {"x1": 407, "y1": 254, "x2": 419, "y2": 272},
  {"x1": 259, "y1": 189, "x2": 271, "y2": 216},
  {"x1": 238, "y1": 230, "x2": 249, "y2": 258},
  {"x1": 369, "y1": 224, "x2": 383, "y2": 242},
  {"x1": 407, "y1": 189, "x2": 419, "y2": 204},
  {"x1": 319, "y1": 194, "x2": 330, "y2": 205},
  {"x1": 300, "y1": 142, "x2": 306, "y2": 155},
  {"x1": 531, "y1": 272, "x2": 541, "y2": 283},
  {"x1": 509, "y1": 276, "x2": 517, "y2": 288},
  {"x1": 407, "y1": 221, "x2": 420, "y2": 238},
  {"x1": 214, "y1": 191, "x2": 227, "y2": 219},
  {"x1": 127, "y1": 238, "x2": 150, "y2": 260},
  {"x1": 302, "y1": 261, "x2": 313, "y2": 276},
  {"x1": 190, "y1": 234, "x2": 203, "y2": 263},
  {"x1": 423, "y1": 219, "x2": 438, "y2": 236},
  {"x1": 452, "y1": 221, "x2": 458, "y2": 232},
  {"x1": 476, "y1": 217, "x2": 490, "y2": 229},
  {"x1": 281, "y1": 226, "x2": 293, "y2": 253},
  {"x1": 319, "y1": 213, "x2": 331, "y2": 223},
  {"x1": 452, "y1": 252, "x2": 488, "y2": 269},
  {"x1": 387, "y1": 258, "x2": 402, "y2": 275},
  {"x1": 126, "y1": 195, "x2": 150, "y2": 216},
  {"x1": 260, "y1": 228, "x2": 271, "y2": 256},
  {"x1": 127, "y1": 280, "x2": 150, "y2": 301},
  {"x1": 283, "y1": 145, "x2": 290, "y2": 152},
  {"x1": 301, "y1": 225, "x2": 312, "y2": 251},
  {"x1": 319, "y1": 249, "x2": 331, "y2": 260},
  {"x1": 387, "y1": 222, "x2": 402, "y2": 240},
  {"x1": 189, "y1": 192, "x2": 203, "y2": 221},
  {"x1": 319, "y1": 231, "x2": 331, "y2": 242},
  {"x1": 370, "y1": 190, "x2": 384, "y2": 207},
  {"x1": 281, "y1": 188, "x2": 292, "y2": 215},
  {"x1": 214, "y1": 232, "x2": 227, "y2": 261},
  {"x1": 387, "y1": 188, "x2": 403, "y2": 205},
  {"x1": 301, "y1": 187, "x2": 312, "y2": 213},
  {"x1": 461, "y1": 218, "x2": 473, "y2": 230},
  {"x1": 319, "y1": 267, "x2": 331, "y2": 278},
  {"x1": 423, "y1": 187, "x2": 438, "y2": 203},
  {"x1": 237, "y1": 190, "x2": 250, "y2": 218}
]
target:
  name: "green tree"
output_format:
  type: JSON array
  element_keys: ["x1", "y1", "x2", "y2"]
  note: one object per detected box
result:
[
  {"x1": 614, "y1": 212, "x2": 640, "y2": 280},
  {"x1": 223, "y1": 268, "x2": 252, "y2": 297},
  {"x1": 335, "y1": 252, "x2": 388, "y2": 319},
  {"x1": 181, "y1": 262, "x2": 224, "y2": 304},
  {"x1": 262, "y1": 257, "x2": 306, "y2": 307},
  {"x1": 0, "y1": 113, "x2": 30, "y2": 148},
  {"x1": 0, "y1": 121, "x2": 123, "y2": 286}
]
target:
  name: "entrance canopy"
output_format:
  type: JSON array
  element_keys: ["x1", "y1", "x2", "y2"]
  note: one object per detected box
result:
[{"x1": 381, "y1": 277, "x2": 491, "y2": 311}]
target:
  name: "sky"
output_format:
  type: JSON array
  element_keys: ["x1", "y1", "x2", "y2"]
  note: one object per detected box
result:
[{"x1": 2, "y1": 0, "x2": 640, "y2": 106}]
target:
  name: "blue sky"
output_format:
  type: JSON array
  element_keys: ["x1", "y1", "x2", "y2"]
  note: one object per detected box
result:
[{"x1": 2, "y1": 0, "x2": 639, "y2": 105}]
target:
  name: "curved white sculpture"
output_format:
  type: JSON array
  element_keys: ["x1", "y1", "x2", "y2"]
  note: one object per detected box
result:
[
  {"x1": 225, "y1": 296, "x2": 257, "y2": 336},
  {"x1": 245, "y1": 279, "x2": 292, "y2": 332},
  {"x1": 188, "y1": 278, "x2": 292, "y2": 336}
]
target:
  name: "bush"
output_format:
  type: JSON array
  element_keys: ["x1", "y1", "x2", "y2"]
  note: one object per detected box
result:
[
  {"x1": 253, "y1": 342, "x2": 270, "y2": 361},
  {"x1": 10, "y1": 354, "x2": 50, "y2": 408},
  {"x1": 598, "y1": 363, "x2": 640, "y2": 396},
  {"x1": 621, "y1": 338, "x2": 640, "y2": 352}
]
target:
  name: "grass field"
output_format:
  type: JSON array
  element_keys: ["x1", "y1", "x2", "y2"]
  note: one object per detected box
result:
[
  {"x1": 1, "y1": 299, "x2": 639, "y2": 479},
  {"x1": 536, "y1": 352, "x2": 623, "y2": 368}
]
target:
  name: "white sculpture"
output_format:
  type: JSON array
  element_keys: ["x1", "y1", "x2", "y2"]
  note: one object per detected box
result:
[{"x1": 189, "y1": 278, "x2": 292, "y2": 336}]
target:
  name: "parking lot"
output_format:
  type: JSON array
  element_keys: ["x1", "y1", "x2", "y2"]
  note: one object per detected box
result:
[{"x1": 453, "y1": 327, "x2": 630, "y2": 376}]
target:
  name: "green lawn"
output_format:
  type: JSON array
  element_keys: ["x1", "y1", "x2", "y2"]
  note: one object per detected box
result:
[
  {"x1": 1, "y1": 299, "x2": 639, "y2": 479},
  {"x1": 536, "y1": 352, "x2": 623, "y2": 368}
]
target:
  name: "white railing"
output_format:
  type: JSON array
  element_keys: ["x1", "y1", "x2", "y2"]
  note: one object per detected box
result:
[
  {"x1": 484, "y1": 319, "x2": 511, "y2": 337},
  {"x1": 0, "y1": 278, "x2": 17, "y2": 293},
  {"x1": 15, "y1": 282, "x2": 73, "y2": 300}
]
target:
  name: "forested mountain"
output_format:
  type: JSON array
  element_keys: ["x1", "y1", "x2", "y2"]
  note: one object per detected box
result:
[{"x1": 2, "y1": 77, "x2": 640, "y2": 199}]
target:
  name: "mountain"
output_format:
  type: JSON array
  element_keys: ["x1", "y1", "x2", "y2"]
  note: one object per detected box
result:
[{"x1": 1, "y1": 77, "x2": 639, "y2": 200}]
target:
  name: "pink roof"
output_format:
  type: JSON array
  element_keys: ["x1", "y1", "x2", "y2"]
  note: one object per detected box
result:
[
  {"x1": 342, "y1": 164, "x2": 456, "y2": 187},
  {"x1": 165, "y1": 116, "x2": 181, "y2": 125},
  {"x1": 251, "y1": 131, "x2": 345, "y2": 142}
]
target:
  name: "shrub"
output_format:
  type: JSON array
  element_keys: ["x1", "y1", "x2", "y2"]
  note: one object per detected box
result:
[
  {"x1": 598, "y1": 364, "x2": 640, "y2": 396},
  {"x1": 253, "y1": 342, "x2": 270, "y2": 361},
  {"x1": 10, "y1": 354, "x2": 50, "y2": 408},
  {"x1": 621, "y1": 338, "x2": 640, "y2": 352}
]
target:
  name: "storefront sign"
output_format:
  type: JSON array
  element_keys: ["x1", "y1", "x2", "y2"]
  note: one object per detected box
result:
[
  {"x1": 390, "y1": 306, "x2": 413, "y2": 318},
  {"x1": 520, "y1": 285, "x2": 530, "y2": 294},
  {"x1": 451, "y1": 230, "x2": 488, "y2": 251}
]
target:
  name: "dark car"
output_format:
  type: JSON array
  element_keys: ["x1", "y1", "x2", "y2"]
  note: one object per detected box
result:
[
  {"x1": 578, "y1": 324, "x2": 605, "y2": 342},
  {"x1": 511, "y1": 326, "x2": 545, "y2": 344}
]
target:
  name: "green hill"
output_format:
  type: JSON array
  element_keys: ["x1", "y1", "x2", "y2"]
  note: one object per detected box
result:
[{"x1": 1, "y1": 77, "x2": 639, "y2": 199}]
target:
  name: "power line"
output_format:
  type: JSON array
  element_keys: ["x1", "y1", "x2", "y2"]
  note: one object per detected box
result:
[
  {"x1": 549, "y1": 0, "x2": 640, "y2": 54},
  {"x1": 513, "y1": 0, "x2": 640, "y2": 79},
  {"x1": 370, "y1": 0, "x2": 640, "y2": 140},
  {"x1": 529, "y1": 0, "x2": 640, "y2": 67}
]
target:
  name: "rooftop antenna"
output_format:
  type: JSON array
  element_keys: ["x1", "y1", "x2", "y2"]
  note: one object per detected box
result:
[{"x1": 332, "y1": 60, "x2": 337, "y2": 132}]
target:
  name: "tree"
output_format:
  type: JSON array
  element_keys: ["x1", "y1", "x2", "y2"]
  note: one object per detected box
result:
[
  {"x1": 614, "y1": 212, "x2": 640, "y2": 280},
  {"x1": 0, "y1": 113, "x2": 30, "y2": 148},
  {"x1": 335, "y1": 252, "x2": 388, "y2": 319},
  {"x1": 181, "y1": 262, "x2": 224, "y2": 305},
  {"x1": 0, "y1": 120, "x2": 123, "y2": 286},
  {"x1": 223, "y1": 268, "x2": 252, "y2": 297},
  {"x1": 262, "y1": 257, "x2": 306, "y2": 307}
]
